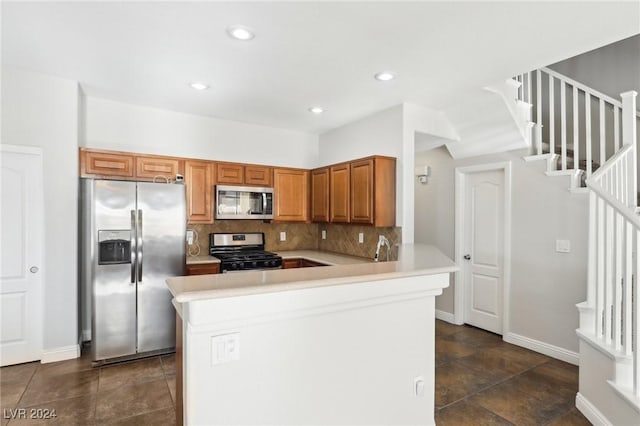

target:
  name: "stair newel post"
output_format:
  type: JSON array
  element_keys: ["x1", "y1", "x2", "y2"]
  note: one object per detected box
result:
[{"x1": 621, "y1": 91, "x2": 637, "y2": 209}]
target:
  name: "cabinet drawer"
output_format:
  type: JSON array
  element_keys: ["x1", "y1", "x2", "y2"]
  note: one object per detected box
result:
[
  {"x1": 81, "y1": 150, "x2": 134, "y2": 178},
  {"x1": 185, "y1": 263, "x2": 220, "y2": 275}
]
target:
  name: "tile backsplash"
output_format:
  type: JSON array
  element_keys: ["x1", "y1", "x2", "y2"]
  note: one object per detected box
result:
[
  {"x1": 318, "y1": 224, "x2": 402, "y2": 260},
  {"x1": 187, "y1": 220, "x2": 401, "y2": 260}
]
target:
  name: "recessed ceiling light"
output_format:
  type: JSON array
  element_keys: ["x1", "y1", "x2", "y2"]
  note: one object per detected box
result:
[
  {"x1": 227, "y1": 25, "x2": 255, "y2": 41},
  {"x1": 374, "y1": 71, "x2": 396, "y2": 82},
  {"x1": 308, "y1": 107, "x2": 324, "y2": 114},
  {"x1": 189, "y1": 82, "x2": 209, "y2": 91}
]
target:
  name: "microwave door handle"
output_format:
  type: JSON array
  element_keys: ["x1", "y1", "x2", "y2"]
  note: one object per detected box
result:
[
  {"x1": 137, "y1": 209, "x2": 143, "y2": 282},
  {"x1": 262, "y1": 193, "x2": 267, "y2": 216},
  {"x1": 130, "y1": 210, "x2": 136, "y2": 284}
]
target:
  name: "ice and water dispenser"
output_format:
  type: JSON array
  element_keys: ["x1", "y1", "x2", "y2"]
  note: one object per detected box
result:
[{"x1": 98, "y1": 230, "x2": 132, "y2": 265}]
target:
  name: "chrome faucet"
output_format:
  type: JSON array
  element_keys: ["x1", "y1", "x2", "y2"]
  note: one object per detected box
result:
[{"x1": 374, "y1": 235, "x2": 392, "y2": 262}]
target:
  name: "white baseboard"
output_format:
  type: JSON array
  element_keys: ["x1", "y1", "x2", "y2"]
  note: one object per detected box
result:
[
  {"x1": 576, "y1": 392, "x2": 611, "y2": 426},
  {"x1": 435, "y1": 309, "x2": 456, "y2": 324},
  {"x1": 41, "y1": 344, "x2": 80, "y2": 364},
  {"x1": 503, "y1": 332, "x2": 579, "y2": 365}
]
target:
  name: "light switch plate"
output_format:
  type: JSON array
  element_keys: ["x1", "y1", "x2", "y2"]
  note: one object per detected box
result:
[
  {"x1": 280, "y1": 231, "x2": 286, "y2": 241},
  {"x1": 321, "y1": 230, "x2": 327, "y2": 240},
  {"x1": 186, "y1": 230, "x2": 194, "y2": 245},
  {"x1": 358, "y1": 232, "x2": 364, "y2": 244},
  {"x1": 556, "y1": 239, "x2": 571, "y2": 253},
  {"x1": 211, "y1": 333, "x2": 240, "y2": 365}
]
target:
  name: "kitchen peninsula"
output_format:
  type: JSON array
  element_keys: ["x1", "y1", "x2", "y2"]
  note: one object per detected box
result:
[{"x1": 167, "y1": 244, "x2": 457, "y2": 425}]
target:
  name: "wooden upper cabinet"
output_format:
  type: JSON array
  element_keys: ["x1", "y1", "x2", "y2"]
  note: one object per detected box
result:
[
  {"x1": 217, "y1": 162, "x2": 272, "y2": 186},
  {"x1": 216, "y1": 162, "x2": 244, "y2": 184},
  {"x1": 135, "y1": 156, "x2": 184, "y2": 181},
  {"x1": 80, "y1": 149, "x2": 134, "y2": 178},
  {"x1": 311, "y1": 168, "x2": 329, "y2": 223},
  {"x1": 245, "y1": 165, "x2": 272, "y2": 186},
  {"x1": 185, "y1": 160, "x2": 214, "y2": 224},
  {"x1": 273, "y1": 168, "x2": 309, "y2": 222},
  {"x1": 350, "y1": 156, "x2": 396, "y2": 227},
  {"x1": 330, "y1": 163, "x2": 350, "y2": 223}
]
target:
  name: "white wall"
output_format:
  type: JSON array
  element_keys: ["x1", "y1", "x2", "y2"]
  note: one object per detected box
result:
[
  {"x1": 83, "y1": 96, "x2": 319, "y2": 169},
  {"x1": 548, "y1": 34, "x2": 640, "y2": 100},
  {"x1": 1, "y1": 67, "x2": 80, "y2": 356},
  {"x1": 415, "y1": 147, "x2": 588, "y2": 355}
]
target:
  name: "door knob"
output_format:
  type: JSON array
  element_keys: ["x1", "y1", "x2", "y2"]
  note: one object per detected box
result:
[
  {"x1": 29, "y1": 266, "x2": 39, "y2": 273},
  {"x1": 463, "y1": 255, "x2": 471, "y2": 260}
]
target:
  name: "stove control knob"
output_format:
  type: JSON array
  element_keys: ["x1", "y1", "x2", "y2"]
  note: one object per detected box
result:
[{"x1": 252, "y1": 261, "x2": 258, "y2": 268}]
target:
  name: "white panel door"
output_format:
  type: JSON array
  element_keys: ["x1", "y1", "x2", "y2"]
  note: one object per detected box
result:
[
  {"x1": 1, "y1": 145, "x2": 44, "y2": 366},
  {"x1": 463, "y1": 169, "x2": 504, "y2": 334}
]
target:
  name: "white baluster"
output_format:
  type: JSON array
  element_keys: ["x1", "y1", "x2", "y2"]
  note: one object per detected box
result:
[
  {"x1": 586, "y1": 93, "x2": 592, "y2": 178},
  {"x1": 537, "y1": 70, "x2": 542, "y2": 153},
  {"x1": 573, "y1": 86, "x2": 579, "y2": 172},
  {"x1": 600, "y1": 99, "x2": 606, "y2": 166},
  {"x1": 561, "y1": 81, "x2": 567, "y2": 170},
  {"x1": 622, "y1": 91, "x2": 638, "y2": 209},
  {"x1": 549, "y1": 75, "x2": 555, "y2": 157},
  {"x1": 614, "y1": 106, "x2": 620, "y2": 152},
  {"x1": 635, "y1": 228, "x2": 640, "y2": 396},
  {"x1": 527, "y1": 71, "x2": 532, "y2": 104}
]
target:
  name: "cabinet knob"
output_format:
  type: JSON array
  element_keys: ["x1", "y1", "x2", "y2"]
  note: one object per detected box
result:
[{"x1": 463, "y1": 255, "x2": 471, "y2": 261}]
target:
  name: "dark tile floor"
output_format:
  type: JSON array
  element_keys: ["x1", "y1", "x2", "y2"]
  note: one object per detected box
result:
[
  {"x1": 434, "y1": 320, "x2": 590, "y2": 426},
  {"x1": 0, "y1": 321, "x2": 590, "y2": 425},
  {"x1": 0, "y1": 351, "x2": 176, "y2": 425}
]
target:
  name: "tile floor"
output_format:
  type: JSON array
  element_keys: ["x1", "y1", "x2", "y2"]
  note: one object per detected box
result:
[
  {"x1": 0, "y1": 321, "x2": 590, "y2": 425},
  {"x1": 434, "y1": 320, "x2": 590, "y2": 425}
]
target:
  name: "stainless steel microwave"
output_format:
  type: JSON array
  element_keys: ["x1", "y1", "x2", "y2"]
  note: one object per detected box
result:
[{"x1": 215, "y1": 185, "x2": 274, "y2": 220}]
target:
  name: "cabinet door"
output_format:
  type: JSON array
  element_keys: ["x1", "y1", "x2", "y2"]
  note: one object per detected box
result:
[
  {"x1": 300, "y1": 259, "x2": 327, "y2": 268},
  {"x1": 135, "y1": 156, "x2": 184, "y2": 181},
  {"x1": 311, "y1": 168, "x2": 329, "y2": 222},
  {"x1": 185, "y1": 263, "x2": 220, "y2": 275},
  {"x1": 245, "y1": 165, "x2": 272, "y2": 186},
  {"x1": 273, "y1": 168, "x2": 309, "y2": 222},
  {"x1": 80, "y1": 149, "x2": 134, "y2": 178},
  {"x1": 350, "y1": 159, "x2": 374, "y2": 224},
  {"x1": 216, "y1": 162, "x2": 244, "y2": 184},
  {"x1": 185, "y1": 160, "x2": 213, "y2": 224},
  {"x1": 330, "y1": 163, "x2": 350, "y2": 223},
  {"x1": 282, "y1": 259, "x2": 301, "y2": 269}
]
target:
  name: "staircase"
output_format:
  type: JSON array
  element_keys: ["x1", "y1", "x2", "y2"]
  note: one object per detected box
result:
[{"x1": 515, "y1": 67, "x2": 640, "y2": 424}]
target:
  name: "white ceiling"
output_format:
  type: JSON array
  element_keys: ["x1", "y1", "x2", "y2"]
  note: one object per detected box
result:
[{"x1": 3, "y1": 1, "x2": 639, "y2": 134}]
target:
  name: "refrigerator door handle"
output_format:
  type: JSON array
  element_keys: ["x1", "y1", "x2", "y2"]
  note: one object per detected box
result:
[
  {"x1": 137, "y1": 209, "x2": 143, "y2": 282},
  {"x1": 130, "y1": 209, "x2": 137, "y2": 284}
]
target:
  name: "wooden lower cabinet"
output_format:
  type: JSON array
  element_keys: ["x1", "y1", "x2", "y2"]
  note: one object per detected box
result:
[
  {"x1": 282, "y1": 258, "x2": 327, "y2": 269},
  {"x1": 273, "y1": 168, "x2": 309, "y2": 222},
  {"x1": 185, "y1": 160, "x2": 214, "y2": 224},
  {"x1": 185, "y1": 263, "x2": 220, "y2": 275}
]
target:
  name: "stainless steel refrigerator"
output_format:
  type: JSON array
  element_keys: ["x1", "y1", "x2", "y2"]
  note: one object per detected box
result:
[{"x1": 80, "y1": 179, "x2": 186, "y2": 363}]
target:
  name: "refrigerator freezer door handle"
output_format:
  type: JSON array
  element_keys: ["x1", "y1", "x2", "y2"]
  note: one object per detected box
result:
[
  {"x1": 137, "y1": 209, "x2": 143, "y2": 282},
  {"x1": 130, "y1": 209, "x2": 137, "y2": 284}
]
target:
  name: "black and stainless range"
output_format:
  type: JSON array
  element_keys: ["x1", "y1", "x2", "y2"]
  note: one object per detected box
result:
[{"x1": 210, "y1": 232, "x2": 282, "y2": 273}]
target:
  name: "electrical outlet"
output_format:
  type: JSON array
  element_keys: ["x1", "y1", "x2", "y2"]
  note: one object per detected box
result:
[
  {"x1": 556, "y1": 239, "x2": 570, "y2": 253},
  {"x1": 280, "y1": 231, "x2": 286, "y2": 241},
  {"x1": 321, "y1": 230, "x2": 327, "y2": 240},
  {"x1": 211, "y1": 333, "x2": 240, "y2": 365},
  {"x1": 186, "y1": 230, "x2": 194, "y2": 245},
  {"x1": 358, "y1": 232, "x2": 364, "y2": 244}
]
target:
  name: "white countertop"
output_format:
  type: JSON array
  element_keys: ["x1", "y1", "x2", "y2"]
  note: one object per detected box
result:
[{"x1": 169, "y1": 244, "x2": 457, "y2": 303}]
